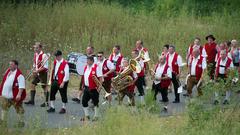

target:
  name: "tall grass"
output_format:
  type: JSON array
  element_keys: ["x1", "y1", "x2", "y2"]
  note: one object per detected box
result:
[{"x1": 0, "y1": 2, "x2": 240, "y2": 76}]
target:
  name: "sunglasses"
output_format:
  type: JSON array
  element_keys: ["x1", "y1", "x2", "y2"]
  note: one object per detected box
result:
[{"x1": 97, "y1": 55, "x2": 103, "y2": 57}]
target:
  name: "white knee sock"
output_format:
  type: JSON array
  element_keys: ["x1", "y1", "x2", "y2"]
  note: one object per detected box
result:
[
  {"x1": 1, "y1": 110, "x2": 7, "y2": 121},
  {"x1": 62, "y1": 103, "x2": 66, "y2": 109},
  {"x1": 50, "y1": 101, "x2": 55, "y2": 108},
  {"x1": 225, "y1": 90, "x2": 231, "y2": 101},
  {"x1": 94, "y1": 106, "x2": 99, "y2": 118},
  {"x1": 83, "y1": 107, "x2": 89, "y2": 117}
]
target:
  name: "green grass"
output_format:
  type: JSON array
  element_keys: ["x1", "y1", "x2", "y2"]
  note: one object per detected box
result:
[{"x1": 0, "y1": 2, "x2": 240, "y2": 75}]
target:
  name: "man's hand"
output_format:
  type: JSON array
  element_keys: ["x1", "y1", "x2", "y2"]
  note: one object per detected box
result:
[
  {"x1": 103, "y1": 73, "x2": 108, "y2": 78},
  {"x1": 60, "y1": 82, "x2": 65, "y2": 88}
]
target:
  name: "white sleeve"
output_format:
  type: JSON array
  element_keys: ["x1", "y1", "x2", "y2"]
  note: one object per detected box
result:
[
  {"x1": 202, "y1": 58, "x2": 207, "y2": 69},
  {"x1": 17, "y1": 75, "x2": 25, "y2": 89},
  {"x1": 97, "y1": 66, "x2": 103, "y2": 77},
  {"x1": 177, "y1": 55, "x2": 183, "y2": 67},
  {"x1": 143, "y1": 51, "x2": 150, "y2": 62},
  {"x1": 227, "y1": 53, "x2": 232, "y2": 60},
  {"x1": 202, "y1": 48, "x2": 208, "y2": 58},
  {"x1": 42, "y1": 54, "x2": 49, "y2": 69},
  {"x1": 167, "y1": 68, "x2": 172, "y2": 79},
  {"x1": 230, "y1": 61, "x2": 234, "y2": 68},
  {"x1": 133, "y1": 72, "x2": 138, "y2": 79},
  {"x1": 63, "y1": 64, "x2": 69, "y2": 82},
  {"x1": 107, "y1": 60, "x2": 115, "y2": 70}
]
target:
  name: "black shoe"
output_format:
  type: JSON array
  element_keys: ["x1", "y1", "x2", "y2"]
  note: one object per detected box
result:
[
  {"x1": 213, "y1": 100, "x2": 219, "y2": 105},
  {"x1": 223, "y1": 100, "x2": 229, "y2": 105},
  {"x1": 72, "y1": 98, "x2": 81, "y2": 104},
  {"x1": 173, "y1": 100, "x2": 180, "y2": 103},
  {"x1": 40, "y1": 102, "x2": 49, "y2": 107},
  {"x1": 59, "y1": 108, "x2": 66, "y2": 114},
  {"x1": 80, "y1": 116, "x2": 90, "y2": 121},
  {"x1": 183, "y1": 93, "x2": 189, "y2": 97},
  {"x1": 24, "y1": 100, "x2": 35, "y2": 105},
  {"x1": 47, "y1": 107, "x2": 55, "y2": 113}
]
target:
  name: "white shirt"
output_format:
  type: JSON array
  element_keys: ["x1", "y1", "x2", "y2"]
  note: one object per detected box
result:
[
  {"x1": 84, "y1": 64, "x2": 103, "y2": 86},
  {"x1": 216, "y1": 58, "x2": 234, "y2": 74},
  {"x1": 167, "y1": 52, "x2": 183, "y2": 69},
  {"x1": 154, "y1": 63, "x2": 172, "y2": 84},
  {"x1": 110, "y1": 53, "x2": 123, "y2": 69},
  {"x1": 34, "y1": 51, "x2": 48, "y2": 70},
  {"x1": 215, "y1": 52, "x2": 232, "y2": 62},
  {"x1": 97, "y1": 59, "x2": 115, "y2": 73},
  {"x1": 54, "y1": 59, "x2": 69, "y2": 82},
  {"x1": 2, "y1": 69, "x2": 25, "y2": 99},
  {"x1": 190, "y1": 56, "x2": 207, "y2": 75}
]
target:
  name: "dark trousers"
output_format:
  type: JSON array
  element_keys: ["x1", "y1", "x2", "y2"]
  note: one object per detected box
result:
[
  {"x1": 135, "y1": 76, "x2": 145, "y2": 96},
  {"x1": 172, "y1": 73, "x2": 180, "y2": 102},
  {"x1": 154, "y1": 83, "x2": 168, "y2": 102},
  {"x1": 207, "y1": 62, "x2": 216, "y2": 80},
  {"x1": 82, "y1": 87, "x2": 99, "y2": 107},
  {"x1": 50, "y1": 80, "x2": 68, "y2": 103}
]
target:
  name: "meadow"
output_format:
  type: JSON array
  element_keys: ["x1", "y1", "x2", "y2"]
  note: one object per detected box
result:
[{"x1": 0, "y1": 1, "x2": 240, "y2": 135}]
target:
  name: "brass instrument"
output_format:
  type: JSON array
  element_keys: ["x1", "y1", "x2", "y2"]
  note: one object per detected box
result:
[
  {"x1": 92, "y1": 75, "x2": 111, "y2": 98},
  {"x1": 26, "y1": 53, "x2": 51, "y2": 80},
  {"x1": 112, "y1": 59, "x2": 141, "y2": 92}
]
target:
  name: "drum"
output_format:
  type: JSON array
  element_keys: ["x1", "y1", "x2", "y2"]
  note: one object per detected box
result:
[{"x1": 67, "y1": 52, "x2": 87, "y2": 75}]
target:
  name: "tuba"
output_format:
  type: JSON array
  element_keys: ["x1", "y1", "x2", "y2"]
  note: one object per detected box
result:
[{"x1": 112, "y1": 59, "x2": 141, "y2": 92}]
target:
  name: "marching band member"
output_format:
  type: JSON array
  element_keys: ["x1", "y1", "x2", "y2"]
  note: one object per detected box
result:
[
  {"x1": 72, "y1": 46, "x2": 97, "y2": 104},
  {"x1": 166, "y1": 45, "x2": 183, "y2": 103},
  {"x1": 109, "y1": 45, "x2": 123, "y2": 74},
  {"x1": 25, "y1": 42, "x2": 49, "y2": 107},
  {"x1": 0, "y1": 60, "x2": 26, "y2": 127},
  {"x1": 135, "y1": 40, "x2": 150, "y2": 88},
  {"x1": 118, "y1": 58, "x2": 138, "y2": 106},
  {"x1": 131, "y1": 50, "x2": 145, "y2": 104},
  {"x1": 214, "y1": 50, "x2": 234, "y2": 105},
  {"x1": 47, "y1": 50, "x2": 69, "y2": 114},
  {"x1": 186, "y1": 37, "x2": 207, "y2": 65},
  {"x1": 214, "y1": 42, "x2": 232, "y2": 62},
  {"x1": 203, "y1": 35, "x2": 217, "y2": 80},
  {"x1": 97, "y1": 51, "x2": 115, "y2": 104},
  {"x1": 81, "y1": 56, "x2": 103, "y2": 121},
  {"x1": 186, "y1": 48, "x2": 207, "y2": 97},
  {"x1": 152, "y1": 55, "x2": 172, "y2": 111}
]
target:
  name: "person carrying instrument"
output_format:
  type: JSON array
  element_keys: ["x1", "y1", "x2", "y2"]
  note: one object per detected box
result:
[
  {"x1": 109, "y1": 45, "x2": 123, "y2": 75},
  {"x1": 186, "y1": 48, "x2": 207, "y2": 97},
  {"x1": 203, "y1": 35, "x2": 218, "y2": 80},
  {"x1": 152, "y1": 56, "x2": 172, "y2": 111},
  {"x1": 97, "y1": 51, "x2": 115, "y2": 105},
  {"x1": 25, "y1": 42, "x2": 49, "y2": 107},
  {"x1": 214, "y1": 50, "x2": 234, "y2": 105},
  {"x1": 166, "y1": 45, "x2": 183, "y2": 103},
  {"x1": 131, "y1": 49, "x2": 145, "y2": 104},
  {"x1": 80, "y1": 56, "x2": 103, "y2": 121},
  {"x1": 135, "y1": 40, "x2": 150, "y2": 88},
  {"x1": 47, "y1": 50, "x2": 69, "y2": 114},
  {"x1": 0, "y1": 60, "x2": 26, "y2": 127},
  {"x1": 72, "y1": 46, "x2": 97, "y2": 104},
  {"x1": 118, "y1": 58, "x2": 138, "y2": 106}
]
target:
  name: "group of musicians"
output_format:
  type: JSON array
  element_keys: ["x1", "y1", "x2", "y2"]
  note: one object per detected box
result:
[{"x1": 0, "y1": 35, "x2": 239, "y2": 126}]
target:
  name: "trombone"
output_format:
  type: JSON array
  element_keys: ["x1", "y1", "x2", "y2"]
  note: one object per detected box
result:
[{"x1": 26, "y1": 53, "x2": 51, "y2": 80}]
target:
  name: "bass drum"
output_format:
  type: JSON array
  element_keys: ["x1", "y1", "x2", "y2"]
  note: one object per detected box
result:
[{"x1": 67, "y1": 52, "x2": 87, "y2": 75}]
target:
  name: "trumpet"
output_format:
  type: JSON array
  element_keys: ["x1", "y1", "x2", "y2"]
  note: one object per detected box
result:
[
  {"x1": 92, "y1": 75, "x2": 111, "y2": 98},
  {"x1": 26, "y1": 53, "x2": 51, "y2": 80}
]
